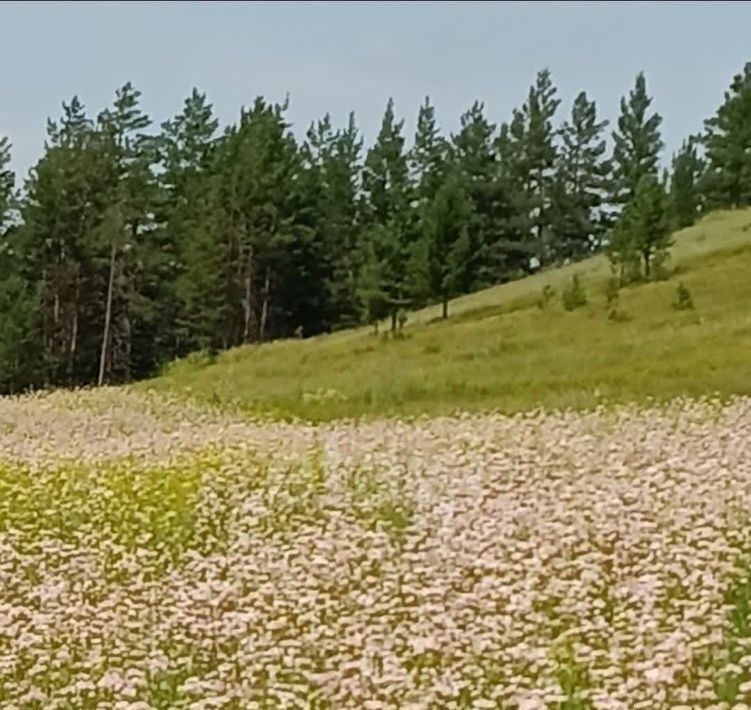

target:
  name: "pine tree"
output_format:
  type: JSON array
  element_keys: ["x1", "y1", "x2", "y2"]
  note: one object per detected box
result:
[
  {"x1": 0, "y1": 140, "x2": 39, "y2": 392},
  {"x1": 611, "y1": 72, "x2": 664, "y2": 206},
  {"x1": 95, "y1": 82, "x2": 155, "y2": 384},
  {"x1": 609, "y1": 173, "x2": 671, "y2": 283},
  {"x1": 424, "y1": 170, "x2": 473, "y2": 318},
  {"x1": 522, "y1": 69, "x2": 561, "y2": 264},
  {"x1": 362, "y1": 98, "x2": 410, "y2": 225},
  {"x1": 300, "y1": 111, "x2": 363, "y2": 331},
  {"x1": 550, "y1": 91, "x2": 611, "y2": 261},
  {"x1": 157, "y1": 88, "x2": 220, "y2": 356},
  {"x1": 494, "y1": 110, "x2": 535, "y2": 278},
  {"x1": 406, "y1": 97, "x2": 448, "y2": 307},
  {"x1": 192, "y1": 97, "x2": 304, "y2": 346},
  {"x1": 410, "y1": 97, "x2": 447, "y2": 213},
  {"x1": 18, "y1": 97, "x2": 103, "y2": 385},
  {"x1": 451, "y1": 101, "x2": 517, "y2": 288},
  {"x1": 702, "y1": 62, "x2": 751, "y2": 209},
  {"x1": 669, "y1": 136, "x2": 704, "y2": 228},
  {"x1": 361, "y1": 98, "x2": 412, "y2": 329}
]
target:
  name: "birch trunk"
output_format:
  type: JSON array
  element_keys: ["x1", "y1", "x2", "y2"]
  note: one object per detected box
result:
[{"x1": 98, "y1": 239, "x2": 117, "y2": 386}]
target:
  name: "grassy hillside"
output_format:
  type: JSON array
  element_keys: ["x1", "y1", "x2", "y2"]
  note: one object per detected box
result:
[{"x1": 147, "y1": 209, "x2": 751, "y2": 421}]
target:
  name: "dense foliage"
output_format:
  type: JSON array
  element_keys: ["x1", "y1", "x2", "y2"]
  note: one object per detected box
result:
[{"x1": 1, "y1": 64, "x2": 748, "y2": 392}]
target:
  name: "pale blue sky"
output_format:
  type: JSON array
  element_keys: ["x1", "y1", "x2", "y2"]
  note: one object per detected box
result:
[{"x1": 1, "y1": 1, "x2": 749, "y2": 181}]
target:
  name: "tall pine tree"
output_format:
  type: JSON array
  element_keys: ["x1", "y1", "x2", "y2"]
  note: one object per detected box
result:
[
  {"x1": 701, "y1": 62, "x2": 751, "y2": 209},
  {"x1": 360, "y1": 98, "x2": 412, "y2": 330},
  {"x1": 669, "y1": 136, "x2": 704, "y2": 228},
  {"x1": 550, "y1": 91, "x2": 611, "y2": 261},
  {"x1": 521, "y1": 69, "x2": 561, "y2": 265},
  {"x1": 424, "y1": 170, "x2": 473, "y2": 319},
  {"x1": 610, "y1": 72, "x2": 664, "y2": 206}
]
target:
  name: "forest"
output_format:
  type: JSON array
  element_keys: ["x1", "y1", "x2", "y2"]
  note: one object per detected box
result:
[{"x1": 0, "y1": 62, "x2": 749, "y2": 394}]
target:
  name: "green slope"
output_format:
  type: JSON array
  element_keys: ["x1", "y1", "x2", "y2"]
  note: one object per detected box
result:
[{"x1": 146, "y1": 208, "x2": 751, "y2": 421}]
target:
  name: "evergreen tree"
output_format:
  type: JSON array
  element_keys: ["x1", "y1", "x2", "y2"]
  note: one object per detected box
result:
[
  {"x1": 494, "y1": 110, "x2": 536, "y2": 278},
  {"x1": 0, "y1": 140, "x2": 39, "y2": 392},
  {"x1": 521, "y1": 69, "x2": 561, "y2": 264},
  {"x1": 424, "y1": 170, "x2": 473, "y2": 318},
  {"x1": 361, "y1": 98, "x2": 412, "y2": 329},
  {"x1": 17, "y1": 97, "x2": 104, "y2": 385},
  {"x1": 190, "y1": 97, "x2": 305, "y2": 346},
  {"x1": 611, "y1": 72, "x2": 664, "y2": 206},
  {"x1": 550, "y1": 91, "x2": 611, "y2": 261},
  {"x1": 405, "y1": 97, "x2": 448, "y2": 307},
  {"x1": 608, "y1": 173, "x2": 671, "y2": 283},
  {"x1": 300, "y1": 111, "x2": 363, "y2": 331},
  {"x1": 669, "y1": 136, "x2": 704, "y2": 228},
  {"x1": 157, "y1": 88, "x2": 220, "y2": 356},
  {"x1": 410, "y1": 97, "x2": 447, "y2": 213},
  {"x1": 451, "y1": 101, "x2": 517, "y2": 288},
  {"x1": 701, "y1": 62, "x2": 751, "y2": 209},
  {"x1": 94, "y1": 82, "x2": 156, "y2": 384}
]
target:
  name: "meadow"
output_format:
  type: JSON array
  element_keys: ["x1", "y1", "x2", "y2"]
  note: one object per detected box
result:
[
  {"x1": 151, "y1": 209, "x2": 751, "y2": 423},
  {"x1": 1, "y1": 390, "x2": 751, "y2": 707}
]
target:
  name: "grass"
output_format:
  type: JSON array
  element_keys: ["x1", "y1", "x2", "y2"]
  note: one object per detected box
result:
[{"x1": 146, "y1": 208, "x2": 751, "y2": 422}]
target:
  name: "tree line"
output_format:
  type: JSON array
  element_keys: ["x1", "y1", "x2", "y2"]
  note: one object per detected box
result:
[{"x1": 0, "y1": 63, "x2": 749, "y2": 393}]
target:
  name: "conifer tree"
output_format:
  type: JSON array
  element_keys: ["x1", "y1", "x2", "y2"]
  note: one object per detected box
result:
[
  {"x1": 452, "y1": 101, "x2": 516, "y2": 288},
  {"x1": 18, "y1": 97, "x2": 103, "y2": 385},
  {"x1": 424, "y1": 170, "x2": 473, "y2": 318},
  {"x1": 300, "y1": 111, "x2": 363, "y2": 330},
  {"x1": 495, "y1": 110, "x2": 535, "y2": 278},
  {"x1": 410, "y1": 97, "x2": 447, "y2": 213},
  {"x1": 609, "y1": 173, "x2": 671, "y2": 283},
  {"x1": 701, "y1": 62, "x2": 751, "y2": 209},
  {"x1": 521, "y1": 69, "x2": 561, "y2": 264},
  {"x1": 95, "y1": 82, "x2": 155, "y2": 384},
  {"x1": 550, "y1": 91, "x2": 611, "y2": 261},
  {"x1": 0, "y1": 140, "x2": 39, "y2": 391},
  {"x1": 611, "y1": 72, "x2": 664, "y2": 206},
  {"x1": 669, "y1": 136, "x2": 704, "y2": 228},
  {"x1": 361, "y1": 98, "x2": 412, "y2": 329},
  {"x1": 157, "y1": 88, "x2": 220, "y2": 356}
]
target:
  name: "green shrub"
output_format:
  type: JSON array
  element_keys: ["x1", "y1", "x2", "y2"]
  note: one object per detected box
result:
[
  {"x1": 562, "y1": 275, "x2": 588, "y2": 311},
  {"x1": 538, "y1": 284, "x2": 556, "y2": 310},
  {"x1": 673, "y1": 282, "x2": 695, "y2": 311}
]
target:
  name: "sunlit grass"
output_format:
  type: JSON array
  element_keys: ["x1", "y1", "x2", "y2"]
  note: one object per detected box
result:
[{"x1": 149, "y1": 209, "x2": 751, "y2": 422}]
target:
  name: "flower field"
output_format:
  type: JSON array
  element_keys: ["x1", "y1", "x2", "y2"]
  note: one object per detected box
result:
[{"x1": 1, "y1": 389, "x2": 751, "y2": 708}]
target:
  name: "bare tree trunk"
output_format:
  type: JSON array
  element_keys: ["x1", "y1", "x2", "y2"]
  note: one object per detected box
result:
[
  {"x1": 68, "y1": 268, "x2": 79, "y2": 382},
  {"x1": 259, "y1": 265, "x2": 271, "y2": 342},
  {"x1": 242, "y1": 244, "x2": 254, "y2": 343},
  {"x1": 123, "y1": 313, "x2": 132, "y2": 381},
  {"x1": 53, "y1": 289, "x2": 60, "y2": 327},
  {"x1": 41, "y1": 267, "x2": 49, "y2": 355},
  {"x1": 98, "y1": 239, "x2": 117, "y2": 387}
]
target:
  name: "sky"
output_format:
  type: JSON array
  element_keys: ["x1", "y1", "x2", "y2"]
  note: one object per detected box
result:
[{"x1": 0, "y1": 1, "x2": 749, "y2": 182}]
